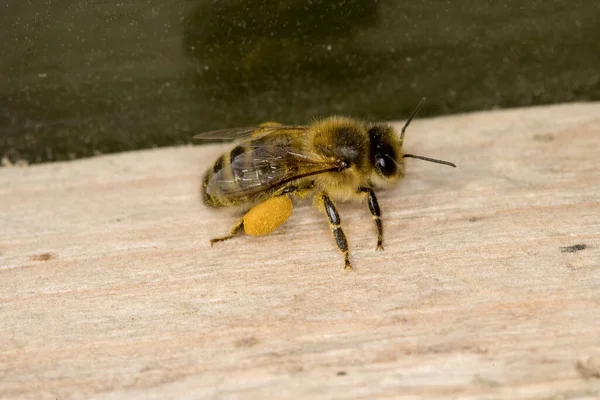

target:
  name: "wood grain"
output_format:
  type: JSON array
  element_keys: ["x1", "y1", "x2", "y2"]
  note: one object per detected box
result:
[{"x1": 1, "y1": 103, "x2": 599, "y2": 399}]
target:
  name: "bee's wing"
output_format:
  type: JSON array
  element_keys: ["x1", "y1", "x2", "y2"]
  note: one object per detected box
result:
[
  {"x1": 193, "y1": 125, "x2": 308, "y2": 143},
  {"x1": 206, "y1": 142, "x2": 341, "y2": 199}
]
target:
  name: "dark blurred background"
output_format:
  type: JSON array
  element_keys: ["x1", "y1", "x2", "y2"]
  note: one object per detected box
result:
[{"x1": 1, "y1": 0, "x2": 599, "y2": 164}]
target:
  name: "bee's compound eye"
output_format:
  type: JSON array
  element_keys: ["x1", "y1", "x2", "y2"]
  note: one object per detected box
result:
[{"x1": 376, "y1": 155, "x2": 397, "y2": 177}]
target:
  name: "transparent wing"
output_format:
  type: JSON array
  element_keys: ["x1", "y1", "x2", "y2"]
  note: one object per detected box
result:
[
  {"x1": 193, "y1": 125, "x2": 308, "y2": 142},
  {"x1": 206, "y1": 142, "x2": 342, "y2": 199}
]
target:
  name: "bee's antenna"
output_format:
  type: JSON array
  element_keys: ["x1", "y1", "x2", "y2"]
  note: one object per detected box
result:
[
  {"x1": 403, "y1": 154, "x2": 456, "y2": 168},
  {"x1": 399, "y1": 98, "x2": 456, "y2": 168},
  {"x1": 399, "y1": 97, "x2": 426, "y2": 143}
]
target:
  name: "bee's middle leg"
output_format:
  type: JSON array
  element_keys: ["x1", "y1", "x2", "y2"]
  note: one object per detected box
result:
[
  {"x1": 317, "y1": 193, "x2": 352, "y2": 270},
  {"x1": 359, "y1": 187, "x2": 384, "y2": 250}
]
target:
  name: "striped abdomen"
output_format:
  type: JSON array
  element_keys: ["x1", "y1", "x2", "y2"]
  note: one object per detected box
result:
[{"x1": 202, "y1": 137, "x2": 298, "y2": 208}]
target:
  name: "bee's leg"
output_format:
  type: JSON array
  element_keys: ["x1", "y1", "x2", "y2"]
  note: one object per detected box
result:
[
  {"x1": 317, "y1": 193, "x2": 352, "y2": 271},
  {"x1": 359, "y1": 187, "x2": 384, "y2": 251},
  {"x1": 209, "y1": 218, "x2": 244, "y2": 246},
  {"x1": 210, "y1": 195, "x2": 293, "y2": 246}
]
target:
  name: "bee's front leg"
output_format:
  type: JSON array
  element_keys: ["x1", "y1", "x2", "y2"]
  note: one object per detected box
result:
[
  {"x1": 359, "y1": 187, "x2": 383, "y2": 251},
  {"x1": 316, "y1": 193, "x2": 352, "y2": 271}
]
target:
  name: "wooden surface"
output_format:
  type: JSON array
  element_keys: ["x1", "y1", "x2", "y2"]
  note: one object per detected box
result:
[{"x1": 1, "y1": 103, "x2": 599, "y2": 399}]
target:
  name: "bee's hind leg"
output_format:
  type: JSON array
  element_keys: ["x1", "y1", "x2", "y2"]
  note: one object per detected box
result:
[
  {"x1": 209, "y1": 218, "x2": 244, "y2": 246},
  {"x1": 210, "y1": 195, "x2": 294, "y2": 246}
]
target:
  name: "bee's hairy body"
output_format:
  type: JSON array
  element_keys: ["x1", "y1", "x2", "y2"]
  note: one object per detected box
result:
[
  {"x1": 199, "y1": 116, "x2": 407, "y2": 270},
  {"x1": 203, "y1": 117, "x2": 406, "y2": 204},
  {"x1": 196, "y1": 101, "x2": 455, "y2": 270}
]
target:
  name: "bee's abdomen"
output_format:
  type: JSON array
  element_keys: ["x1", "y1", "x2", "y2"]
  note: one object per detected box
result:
[
  {"x1": 202, "y1": 139, "x2": 291, "y2": 208},
  {"x1": 202, "y1": 152, "x2": 255, "y2": 208},
  {"x1": 201, "y1": 170, "x2": 222, "y2": 207},
  {"x1": 201, "y1": 154, "x2": 232, "y2": 208}
]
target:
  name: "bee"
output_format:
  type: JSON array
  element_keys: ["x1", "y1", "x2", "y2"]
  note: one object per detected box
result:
[{"x1": 195, "y1": 99, "x2": 456, "y2": 270}]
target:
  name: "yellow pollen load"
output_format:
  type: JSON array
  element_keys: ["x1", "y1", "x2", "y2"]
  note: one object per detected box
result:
[{"x1": 243, "y1": 195, "x2": 293, "y2": 236}]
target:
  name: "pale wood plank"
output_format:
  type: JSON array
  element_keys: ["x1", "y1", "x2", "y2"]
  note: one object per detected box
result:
[{"x1": 1, "y1": 103, "x2": 599, "y2": 399}]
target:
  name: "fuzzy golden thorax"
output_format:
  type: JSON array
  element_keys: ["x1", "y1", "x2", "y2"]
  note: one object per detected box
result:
[{"x1": 309, "y1": 117, "x2": 405, "y2": 191}]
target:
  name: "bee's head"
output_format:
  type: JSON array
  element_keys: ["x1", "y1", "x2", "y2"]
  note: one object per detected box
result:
[
  {"x1": 369, "y1": 99, "x2": 456, "y2": 185},
  {"x1": 368, "y1": 124, "x2": 405, "y2": 183}
]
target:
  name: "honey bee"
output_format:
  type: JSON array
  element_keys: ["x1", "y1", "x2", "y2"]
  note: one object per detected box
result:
[{"x1": 195, "y1": 99, "x2": 456, "y2": 270}]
